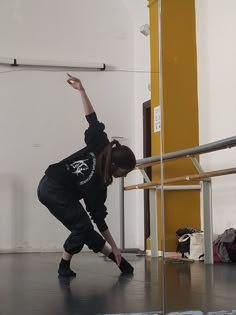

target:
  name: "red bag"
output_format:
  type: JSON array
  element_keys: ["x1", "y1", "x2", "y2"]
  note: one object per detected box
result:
[{"x1": 213, "y1": 244, "x2": 221, "y2": 263}]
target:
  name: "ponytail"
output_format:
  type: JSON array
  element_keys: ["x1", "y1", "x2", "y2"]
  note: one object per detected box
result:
[{"x1": 97, "y1": 140, "x2": 121, "y2": 186}]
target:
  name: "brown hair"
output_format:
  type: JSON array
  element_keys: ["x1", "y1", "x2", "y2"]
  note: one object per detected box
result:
[{"x1": 96, "y1": 140, "x2": 136, "y2": 186}]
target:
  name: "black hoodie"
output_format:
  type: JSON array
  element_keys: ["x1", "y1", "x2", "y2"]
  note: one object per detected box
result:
[{"x1": 45, "y1": 112, "x2": 110, "y2": 232}]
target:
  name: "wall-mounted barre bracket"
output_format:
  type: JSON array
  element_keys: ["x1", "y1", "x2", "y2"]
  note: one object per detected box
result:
[{"x1": 0, "y1": 57, "x2": 106, "y2": 71}]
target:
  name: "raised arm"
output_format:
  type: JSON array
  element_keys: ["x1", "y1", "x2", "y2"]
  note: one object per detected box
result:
[{"x1": 67, "y1": 74, "x2": 94, "y2": 116}]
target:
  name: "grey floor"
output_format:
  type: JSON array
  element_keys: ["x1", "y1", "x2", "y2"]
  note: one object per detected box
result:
[{"x1": 0, "y1": 252, "x2": 236, "y2": 315}]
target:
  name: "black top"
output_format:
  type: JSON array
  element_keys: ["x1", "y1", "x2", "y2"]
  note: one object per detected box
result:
[{"x1": 45, "y1": 112, "x2": 110, "y2": 232}]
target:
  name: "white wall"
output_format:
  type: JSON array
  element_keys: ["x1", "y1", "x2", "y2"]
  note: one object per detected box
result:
[
  {"x1": 0, "y1": 0, "x2": 149, "y2": 251},
  {"x1": 195, "y1": 0, "x2": 236, "y2": 234}
]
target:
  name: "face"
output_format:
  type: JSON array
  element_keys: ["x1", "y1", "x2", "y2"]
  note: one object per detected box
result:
[{"x1": 112, "y1": 166, "x2": 130, "y2": 178}]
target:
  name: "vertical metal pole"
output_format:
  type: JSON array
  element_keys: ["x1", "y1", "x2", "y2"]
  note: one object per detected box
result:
[
  {"x1": 190, "y1": 156, "x2": 213, "y2": 263},
  {"x1": 149, "y1": 188, "x2": 159, "y2": 257},
  {"x1": 120, "y1": 177, "x2": 125, "y2": 250},
  {"x1": 202, "y1": 180, "x2": 213, "y2": 264},
  {"x1": 158, "y1": 1, "x2": 167, "y2": 314},
  {"x1": 157, "y1": 0, "x2": 165, "y2": 259}
]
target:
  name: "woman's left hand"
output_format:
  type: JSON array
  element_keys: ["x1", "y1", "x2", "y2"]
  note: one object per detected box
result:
[{"x1": 112, "y1": 246, "x2": 122, "y2": 266}]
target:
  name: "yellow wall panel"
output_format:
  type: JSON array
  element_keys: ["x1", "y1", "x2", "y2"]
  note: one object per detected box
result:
[{"x1": 149, "y1": 0, "x2": 201, "y2": 251}]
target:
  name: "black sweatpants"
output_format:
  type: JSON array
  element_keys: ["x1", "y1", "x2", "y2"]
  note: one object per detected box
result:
[{"x1": 37, "y1": 175, "x2": 106, "y2": 255}]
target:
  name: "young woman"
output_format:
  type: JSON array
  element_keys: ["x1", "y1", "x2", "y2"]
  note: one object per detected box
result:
[{"x1": 37, "y1": 74, "x2": 136, "y2": 277}]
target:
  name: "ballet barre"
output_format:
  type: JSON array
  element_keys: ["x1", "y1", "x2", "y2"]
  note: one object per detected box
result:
[{"x1": 124, "y1": 136, "x2": 236, "y2": 264}]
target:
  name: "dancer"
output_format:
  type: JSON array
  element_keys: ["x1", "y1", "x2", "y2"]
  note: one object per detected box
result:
[{"x1": 37, "y1": 74, "x2": 136, "y2": 277}]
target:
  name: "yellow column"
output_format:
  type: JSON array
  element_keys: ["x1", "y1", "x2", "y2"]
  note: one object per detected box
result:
[{"x1": 149, "y1": 0, "x2": 201, "y2": 251}]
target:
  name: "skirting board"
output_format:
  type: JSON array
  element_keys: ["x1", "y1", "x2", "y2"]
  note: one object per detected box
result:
[{"x1": 146, "y1": 250, "x2": 179, "y2": 257}]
